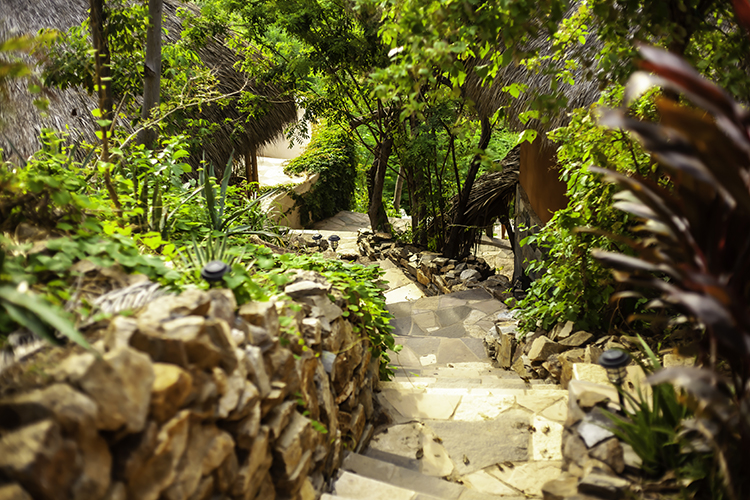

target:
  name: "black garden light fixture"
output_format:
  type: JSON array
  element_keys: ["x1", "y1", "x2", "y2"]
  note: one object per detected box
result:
[
  {"x1": 599, "y1": 349, "x2": 631, "y2": 408},
  {"x1": 201, "y1": 260, "x2": 230, "y2": 287},
  {"x1": 328, "y1": 234, "x2": 340, "y2": 251},
  {"x1": 312, "y1": 233, "x2": 323, "y2": 249}
]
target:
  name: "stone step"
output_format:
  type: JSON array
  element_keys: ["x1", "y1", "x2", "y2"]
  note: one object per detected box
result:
[
  {"x1": 341, "y1": 452, "x2": 519, "y2": 500},
  {"x1": 376, "y1": 385, "x2": 568, "y2": 427},
  {"x1": 331, "y1": 470, "x2": 443, "y2": 500},
  {"x1": 341, "y1": 452, "x2": 468, "y2": 499}
]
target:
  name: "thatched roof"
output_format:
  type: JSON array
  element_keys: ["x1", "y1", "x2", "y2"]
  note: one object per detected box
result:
[
  {"x1": 445, "y1": 145, "x2": 520, "y2": 257},
  {"x1": 0, "y1": 0, "x2": 297, "y2": 171},
  {"x1": 463, "y1": 4, "x2": 601, "y2": 135}
]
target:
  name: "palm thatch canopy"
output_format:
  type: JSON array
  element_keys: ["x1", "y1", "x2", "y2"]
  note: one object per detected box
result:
[
  {"x1": 0, "y1": 0, "x2": 297, "y2": 171},
  {"x1": 445, "y1": 145, "x2": 520, "y2": 257},
  {"x1": 463, "y1": 5, "x2": 600, "y2": 136}
]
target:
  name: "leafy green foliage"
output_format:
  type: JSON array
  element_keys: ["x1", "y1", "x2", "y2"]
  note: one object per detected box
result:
[
  {"x1": 603, "y1": 339, "x2": 692, "y2": 476},
  {"x1": 273, "y1": 252, "x2": 399, "y2": 379},
  {"x1": 512, "y1": 88, "x2": 655, "y2": 334},
  {"x1": 592, "y1": 45, "x2": 750, "y2": 499},
  {"x1": 285, "y1": 124, "x2": 357, "y2": 226}
]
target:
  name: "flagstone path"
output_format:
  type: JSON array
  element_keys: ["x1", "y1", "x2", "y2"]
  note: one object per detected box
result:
[{"x1": 308, "y1": 212, "x2": 566, "y2": 499}]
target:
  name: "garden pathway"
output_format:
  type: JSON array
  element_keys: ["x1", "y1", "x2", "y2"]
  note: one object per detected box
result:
[{"x1": 309, "y1": 211, "x2": 566, "y2": 499}]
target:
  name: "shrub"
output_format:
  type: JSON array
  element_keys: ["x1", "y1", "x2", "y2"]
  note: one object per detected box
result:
[
  {"x1": 512, "y1": 88, "x2": 656, "y2": 335},
  {"x1": 285, "y1": 123, "x2": 357, "y2": 226},
  {"x1": 593, "y1": 45, "x2": 750, "y2": 499}
]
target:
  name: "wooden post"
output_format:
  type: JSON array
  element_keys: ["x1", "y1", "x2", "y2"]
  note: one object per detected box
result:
[{"x1": 245, "y1": 147, "x2": 259, "y2": 197}]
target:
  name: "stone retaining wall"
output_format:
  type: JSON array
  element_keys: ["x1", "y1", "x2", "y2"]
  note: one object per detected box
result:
[
  {"x1": 0, "y1": 270, "x2": 379, "y2": 500},
  {"x1": 357, "y1": 231, "x2": 512, "y2": 300}
]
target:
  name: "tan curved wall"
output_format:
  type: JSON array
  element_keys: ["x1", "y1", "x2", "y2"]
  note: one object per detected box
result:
[{"x1": 519, "y1": 139, "x2": 569, "y2": 224}]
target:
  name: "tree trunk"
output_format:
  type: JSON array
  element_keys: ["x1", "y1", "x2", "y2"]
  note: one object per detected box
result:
[
  {"x1": 138, "y1": 0, "x2": 163, "y2": 149},
  {"x1": 444, "y1": 117, "x2": 491, "y2": 259},
  {"x1": 367, "y1": 136, "x2": 393, "y2": 232},
  {"x1": 392, "y1": 162, "x2": 405, "y2": 212},
  {"x1": 89, "y1": 0, "x2": 113, "y2": 158}
]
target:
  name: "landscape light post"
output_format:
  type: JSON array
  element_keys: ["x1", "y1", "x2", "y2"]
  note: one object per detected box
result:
[{"x1": 598, "y1": 349, "x2": 631, "y2": 410}]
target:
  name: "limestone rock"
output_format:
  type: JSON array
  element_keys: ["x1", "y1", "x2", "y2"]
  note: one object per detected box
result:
[
  {"x1": 216, "y1": 370, "x2": 246, "y2": 419},
  {"x1": 349, "y1": 404, "x2": 366, "y2": 444},
  {"x1": 307, "y1": 295, "x2": 343, "y2": 323},
  {"x1": 561, "y1": 429, "x2": 589, "y2": 473},
  {"x1": 254, "y1": 470, "x2": 277, "y2": 500},
  {"x1": 578, "y1": 472, "x2": 630, "y2": 498},
  {"x1": 163, "y1": 423, "x2": 234, "y2": 500},
  {"x1": 550, "y1": 321, "x2": 574, "y2": 340},
  {"x1": 214, "y1": 451, "x2": 239, "y2": 493},
  {"x1": 0, "y1": 484, "x2": 32, "y2": 500},
  {"x1": 68, "y1": 347, "x2": 155, "y2": 433},
  {"x1": 284, "y1": 280, "x2": 330, "y2": 298},
  {"x1": 301, "y1": 317, "x2": 322, "y2": 347},
  {"x1": 559, "y1": 331, "x2": 594, "y2": 347},
  {"x1": 577, "y1": 391, "x2": 610, "y2": 411},
  {"x1": 0, "y1": 420, "x2": 79, "y2": 500},
  {"x1": 543, "y1": 354, "x2": 562, "y2": 380},
  {"x1": 103, "y1": 482, "x2": 126, "y2": 500},
  {"x1": 584, "y1": 345, "x2": 603, "y2": 364},
  {"x1": 72, "y1": 427, "x2": 112, "y2": 500},
  {"x1": 0, "y1": 383, "x2": 98, "y2": 432},
  {"x1": 590, "y1": 438, "x2": 625, "y2": 474},
  {"x1": 663, "y1": 353, "x2": 695, "y2": 367},
  {"x1": 577, "y1": 414, "x2": 615, "y2": 448},
  {"x1": 207, "y1": 288, "x2": 237, "y2": 324},
  {"x1": 265, "y1": 400, "x2": 297, "y2": 440},
  {"x1": 231, "y1": 381, "x2": 260, "y2": 421},
  {"x1": 239, "y1": 301, "x2": 280, "y2": 339},
  {"x1": 202, "y1": 319, "x2": 239, "y2": 374},
  {"x1": 511, "y1": 354, "x2": 534, "y2": 380},
  {"x1": 104, "y1": 316, "x2": 139, "y2": 351},
  {"x1": 187, "y1": 476, "x2": 213, "y2": 500},
  {"x1": 541, "y1": 472, "x2": 578, "y2": 500},
  {"x1": 528, "y1": 336, "x2": 566, "y2": 363},
  {"x1": 498, "y1": 333, "x2": 514, "y2": 369},
  {"x1": 230, "y1": 403, "x2": 261, "y2": 449},
  {"x1": 150, "y1": 363, "x2": 193, "y2": 423},
  {"x1": 459, "y1": 269, "x2": 481, "y2": 282},
  {"x1": 273, "y1": 411, "x2": 315, "y2": 478},
  {"x1": 245, "y1": 345, "x2": 272, "y2": 397},
  {"x1": 126, "y1": 410, "x2": 190, "y2": 500},
  {"x1": 232, "y1": 427, "x2": 272, "y2": 497}
]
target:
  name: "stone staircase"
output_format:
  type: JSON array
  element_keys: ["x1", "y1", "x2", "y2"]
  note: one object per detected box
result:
[
  {"x1": 328, "y1": 264, "x2": 567, "y2": 499},
  {"x1": 304, "y1": 211, "x2": 567, "y2": 499}
]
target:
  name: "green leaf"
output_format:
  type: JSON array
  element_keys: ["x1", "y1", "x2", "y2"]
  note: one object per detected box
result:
[{"x1": 0, "y1": 285, "x2": 91, "y2": 349}]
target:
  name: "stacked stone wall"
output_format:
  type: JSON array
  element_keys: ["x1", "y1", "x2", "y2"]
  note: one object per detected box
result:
[{"x1": 0, "y1": 270, "x2": 379, "y2": 500}]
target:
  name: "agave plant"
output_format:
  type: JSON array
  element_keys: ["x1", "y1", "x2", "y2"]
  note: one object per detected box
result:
[
  {"x1": 591, "y1": 44, "x2": 750, "y2": 499},
  {"x1": 199, "y1": 153, "x2": 285, "y2": 243}
]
